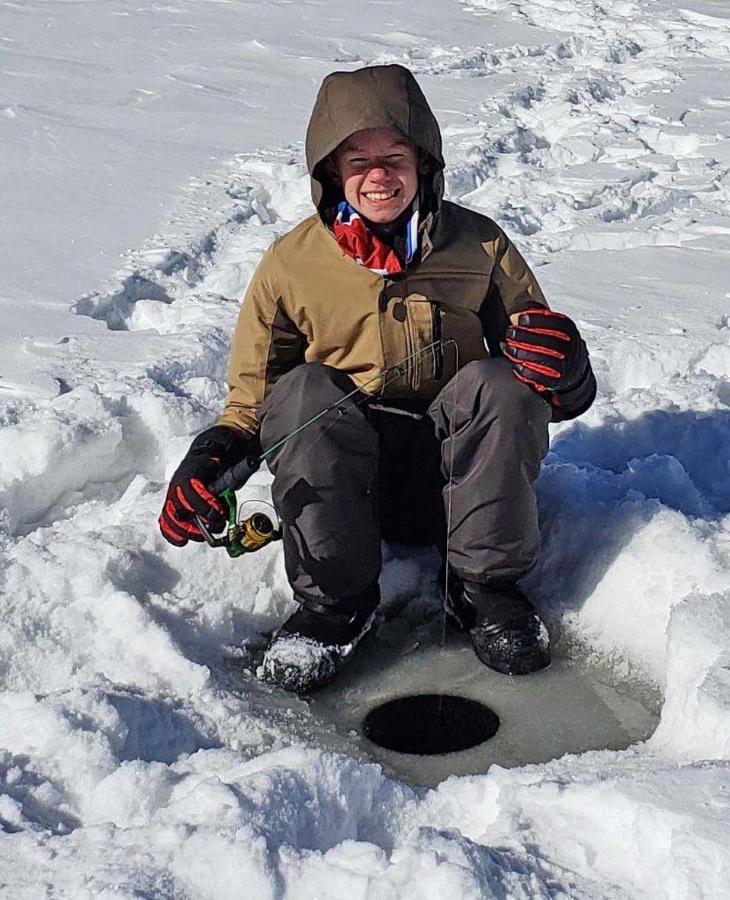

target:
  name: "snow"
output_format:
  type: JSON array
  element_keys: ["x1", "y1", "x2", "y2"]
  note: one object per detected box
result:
[{"x1": 2, "y1": 0, "x2": 730, "y2": 896}]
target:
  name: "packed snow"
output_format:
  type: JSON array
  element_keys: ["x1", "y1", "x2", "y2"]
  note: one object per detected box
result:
[{"x1": 2, "y1": 0, "x2": 730, "y2": 896}]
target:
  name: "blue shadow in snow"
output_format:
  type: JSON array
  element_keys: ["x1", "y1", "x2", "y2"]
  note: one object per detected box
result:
[
  {"x1": 531, "y1": 408, "x2": 730, "y2": 620},
  {"x1": 546, "y1": 407, "x2": 730, "y2": 519},
  {"x1": 108, "y1": 692, "x2": 221, "y2": 765}
]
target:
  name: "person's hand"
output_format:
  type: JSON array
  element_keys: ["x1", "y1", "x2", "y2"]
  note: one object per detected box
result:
[
  {"x1": 503, "y1": 307, "x2": 589, "y2": 394},
  {"x1": 158, "y1": 425, "x2": 251, "y2": 547}
]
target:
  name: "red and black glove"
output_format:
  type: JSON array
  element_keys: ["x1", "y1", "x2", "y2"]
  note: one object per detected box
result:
[
  {"x1": 503, "y1": 307, "x2": 596, "y2": 420},
  {"x1": 158, "y1": 425, "x2": 253, "y2": 547}
]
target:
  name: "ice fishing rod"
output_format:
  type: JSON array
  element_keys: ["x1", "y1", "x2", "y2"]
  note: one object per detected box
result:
[{"x1": 196, "y1": 339, "x2": 453, "y2": 557}]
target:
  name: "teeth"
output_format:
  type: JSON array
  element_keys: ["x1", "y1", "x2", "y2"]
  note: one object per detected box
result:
[{"x1": 364, "y1": 191, "x2": 396, "y2": 201}]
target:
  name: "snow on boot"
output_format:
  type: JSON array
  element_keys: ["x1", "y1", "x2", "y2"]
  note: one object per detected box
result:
[
  {"x1": 445, "y1": 576, "x2": 550, "y2": 675},
  {"x1": 259, "y1": 602, "x2": 376, "y2": 694}
]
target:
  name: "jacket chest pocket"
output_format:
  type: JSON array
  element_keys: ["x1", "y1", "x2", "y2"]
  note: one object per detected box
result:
[
  {"x1": 389, "y1": 293, "x2": 443, "y2": 391},
  {"x1": 404, "y1": 269, "x2": 491, "y2": 313},
  {"x1": 384, "y1": 288, "x2": 488, "y2": 392}
]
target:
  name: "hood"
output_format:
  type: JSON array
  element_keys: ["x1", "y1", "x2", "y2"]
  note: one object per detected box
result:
[{"x1": 305, "y1": 64, "x2": 445, "y2": 217}]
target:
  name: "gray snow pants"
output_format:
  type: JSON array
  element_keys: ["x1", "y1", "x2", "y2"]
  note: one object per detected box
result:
[{"x1": 258, "y1": 359, "x2": 551, "y2": 610}]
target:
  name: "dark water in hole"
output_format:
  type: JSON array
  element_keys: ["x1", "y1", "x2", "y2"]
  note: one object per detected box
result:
[{"x1": 363, "y1": 694, "x2": 500, "y2": 755}]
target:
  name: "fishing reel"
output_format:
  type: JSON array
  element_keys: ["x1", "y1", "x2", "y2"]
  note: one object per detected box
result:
[{"x1": 196, "y1": 489, "x2": 281, "y2": 558}]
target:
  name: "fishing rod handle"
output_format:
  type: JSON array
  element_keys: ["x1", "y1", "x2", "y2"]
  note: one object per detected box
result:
[{"x1": 210, "y1": 455, "x2": 261, "y2": 495}]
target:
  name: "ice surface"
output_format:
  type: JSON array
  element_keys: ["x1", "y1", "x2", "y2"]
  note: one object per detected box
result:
[
  {"x1": 310, "y1": 615, "x2": 659, "y2": 788},
  {"x1": 2, "y1": 0, "x2": 730, "y2": 896}
]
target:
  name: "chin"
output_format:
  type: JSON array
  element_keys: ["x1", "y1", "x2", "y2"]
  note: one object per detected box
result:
[{"x1": 361, "y1": 204, "x2": 405, "y2": 224}]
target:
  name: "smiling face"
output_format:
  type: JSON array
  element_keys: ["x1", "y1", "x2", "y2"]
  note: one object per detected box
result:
[{"x1": 332, "y1": 127, "x2": 420, "y2": 224}]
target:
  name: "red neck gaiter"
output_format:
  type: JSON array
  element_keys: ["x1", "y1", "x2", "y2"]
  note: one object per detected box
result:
[{"x1": 332, "y1": 202, "x2": 418, "y2": 275}]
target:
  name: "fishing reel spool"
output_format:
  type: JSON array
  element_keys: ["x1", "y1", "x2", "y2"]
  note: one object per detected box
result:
[{"x1": 196, "y1": 490, "x2": 281, "y2": 558}]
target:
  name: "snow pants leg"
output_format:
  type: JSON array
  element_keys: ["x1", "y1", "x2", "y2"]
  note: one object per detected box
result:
[
  {"x1": 260, "y1": 358, "x2": 551, "y2": 608},
  {"x1": 428, "y1": 358, "x2": 551, "y2": 584},
  {"x1": 259, "y1": 363, "x2": 381, "y2": 610}
]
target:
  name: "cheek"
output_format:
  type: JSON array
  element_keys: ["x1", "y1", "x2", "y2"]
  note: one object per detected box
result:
[
  {"x1": 342, "y1": 174, "x2": 362, "y2": 198},
  {"x1": 401, "y1": 171, "x2": 419, "y2": 202}
]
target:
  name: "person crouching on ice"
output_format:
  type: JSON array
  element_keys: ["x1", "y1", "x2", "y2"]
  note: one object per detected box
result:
[{"x1": 159, "y1": 64, "x2": 596, "y2": 693}]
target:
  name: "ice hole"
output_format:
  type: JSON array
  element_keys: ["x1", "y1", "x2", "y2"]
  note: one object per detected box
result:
[
  {"x1": 362, "y1": 694, "x2": 500, "y2": 755},
  {"x1": 310, "y1": 619, "x2": 660, "y2": 786}
]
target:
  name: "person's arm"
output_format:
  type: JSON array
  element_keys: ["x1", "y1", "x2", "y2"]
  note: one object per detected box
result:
[
  {"x1": 484, "y1": 224, "x2": 548, "y2": 316},
  {"x1": 480, "y1": 225, "x2": 596, "y2": 422},
  {"x1": 159, "y1": 245, "x2": 305, "y2": 547},
  {"x1": 217, "y1": 245, "x2": 306, "y2": 435}
]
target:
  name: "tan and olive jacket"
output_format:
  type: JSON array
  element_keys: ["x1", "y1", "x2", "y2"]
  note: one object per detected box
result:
[
  {"x1": 218, "y1": 204, "x2": 546, "y2": 435},
  {"x1": 218, "y1": 64, "x2": 547, "y2": 437}
]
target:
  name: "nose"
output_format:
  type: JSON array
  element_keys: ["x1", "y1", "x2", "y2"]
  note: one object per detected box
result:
[{"x1": 367, "y1": 162, "x2": 393, "y2": 181}]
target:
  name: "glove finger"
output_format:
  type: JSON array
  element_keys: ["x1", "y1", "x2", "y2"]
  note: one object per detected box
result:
[
  {"x1": 175, "y1": 485, "x2": 226, "y2": 534},
  {"x1": 505, "y1": 334, "x2": 566, "y2": 362},
  {"x1": 516, "y1": 309, "x2": 575, "y2": 338},
  {"x1": 512, "y1": 367, "x2": 550, "y2": 392},
  {"x1": 515, "y1": 362, "x2": 555, "y2": 388},
  {"x1": 163, "y1": 498, "x2": 206, "y2": 541},
  {"x1": 506, "y1": 326, "x2": 570, "y2": 356},
  {"x1": 503, "y1": 346, "x2": 561, "y2": 384},
  {"x1": 176, "y1": 479, "x2": 226, "y2": 523},
  {"x1": 505, "y1": 343, "x2": 564, "y2": 376},
  {"x1": 512, "y1": 322, "x2": 573, "y2": 344},
  {"x1": 158, "y1": 512, "x2": 188, "y2": 547},
  {"x1": 516, "y1": 306, "x2": 568, "y2": 323}
]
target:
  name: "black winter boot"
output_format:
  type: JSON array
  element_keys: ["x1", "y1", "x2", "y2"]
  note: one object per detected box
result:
[
  {"x1": 259, "y1": 590, "x2": 379, "y2": 693},
  {"x1": 445, "y1": 574, "x2": 550, "y2": 675}
]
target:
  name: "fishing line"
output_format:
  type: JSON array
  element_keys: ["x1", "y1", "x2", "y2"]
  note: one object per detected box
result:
[{"x1": 439, "y1": 339, "x2": 460, "y2": 719}]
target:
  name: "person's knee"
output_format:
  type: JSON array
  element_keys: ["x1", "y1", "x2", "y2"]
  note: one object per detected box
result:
[
  {"x1": 460, "y1": 358, "x2": 517, "y2": 395},
  {"x1": 260, "y1": 363, "x2": 367, "y2": 449},
  {"x1": 462, "y1": 358, "x2": 548, "y2": 420},
  {"x1": 263, "y1": 363, "x2": 354, "y2": 417}
]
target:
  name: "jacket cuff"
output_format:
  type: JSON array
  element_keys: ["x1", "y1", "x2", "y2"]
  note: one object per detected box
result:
[{"x1": 550, "y1": 363, "x2": 597, "y2": 422}]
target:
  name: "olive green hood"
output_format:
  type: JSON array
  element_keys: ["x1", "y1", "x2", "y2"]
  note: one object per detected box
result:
[{"x1": 305, "y1": 64, "x2": 445, "y2": 215}]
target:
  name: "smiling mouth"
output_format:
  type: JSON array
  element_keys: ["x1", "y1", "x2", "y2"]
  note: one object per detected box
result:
[{"x1": 363, "y1": 189, "x2": 399, "y2": 201}]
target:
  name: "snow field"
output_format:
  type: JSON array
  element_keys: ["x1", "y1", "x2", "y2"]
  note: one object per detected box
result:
[{"x1": 2, "y1": 0, "x2": 730, "y2": 895}]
